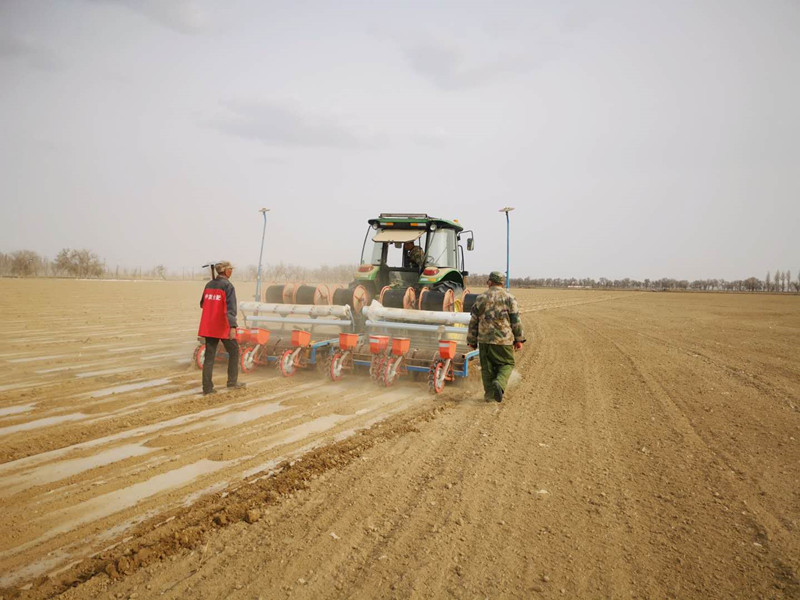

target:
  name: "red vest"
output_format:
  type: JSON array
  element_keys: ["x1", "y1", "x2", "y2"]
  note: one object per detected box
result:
[{"x1": 198, "y1": 288, "x2": 230, "y2": 338}]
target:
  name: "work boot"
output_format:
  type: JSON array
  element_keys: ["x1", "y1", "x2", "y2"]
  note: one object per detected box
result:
[
  {"x1": 202, "y1": 388, "x2": 217, "y2": 396},
  {"x1": 227, "y1": 382, "x2": 247, "y2": 390},
  {"x1": 493, "y1": 382, "x2": 504, "y2": 403},
  {"x1": 483, "y1": 392, "x2": 494, "y2": 402}
]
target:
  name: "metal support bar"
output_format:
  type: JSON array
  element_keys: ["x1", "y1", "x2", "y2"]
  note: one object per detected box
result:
[
  {"x1": 458, "y1": 349, "x2": 480, "y2": 377},
  {"x1": 246, "y1": 315, "x2": 353, "y2": 328},
  {"x1": 364, "y1": 320, "x2": 466, "y2": 335},
  {"x1": 362, "y1": 301, "x2": 471, "y2": 326},
  {"x1": 240, "y1": 302, "x2": 352, "y2": 319}
]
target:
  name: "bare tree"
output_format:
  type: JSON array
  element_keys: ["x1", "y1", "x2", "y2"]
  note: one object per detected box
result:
[
  {"x1": 10, "y1": 250, "x2": 44, "y2": 277},
  {"x1": 53, "y1": 248, "x2": 104, "y2": 278},
  {"x1": 744, "y1": 277, "x2": 760, "y2": 291},
  {"x1": 54, "y1": 249, "x2": 73, "y2": 276}
]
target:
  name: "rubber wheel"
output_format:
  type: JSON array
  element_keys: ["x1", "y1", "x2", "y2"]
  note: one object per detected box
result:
[
  {"x1": 240, "y1": 348, "x2": 256, "y2": 374},
  {"x1": 429, "y1": 359, "x2": 446, "y2": 394},
  {"x1": 279, "y1": 349, "x2": 296, "y2": 377},
  {"x1": 328, "y1": 351, "x2": 344, "y2": 382},
  {"x1": 193, "y1": 344, "x2": 205, "y2": 370}
]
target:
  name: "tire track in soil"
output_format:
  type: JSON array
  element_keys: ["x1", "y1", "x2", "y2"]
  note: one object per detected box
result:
[
  {"x1": 40, "y1": 303, "x2": 638, "y2": 599},
  {"x1": 49, "y1": 294, "x2": 797, "y2": 600},
  {"x1": 32, "y1": 302, "x2": 641, "y2": 597},
  {"x1": 561, "y1": 298, "x2": 800, "y2": 523},
  {"x1": 552, "y1": 307, "x2": 800, "y2": 598},
  {"x1": 2, "y1": 284, "x2": 798, "y2": 599},
  {"x1": 0, "y1": 376, "x2": 428, "y2": 591}
]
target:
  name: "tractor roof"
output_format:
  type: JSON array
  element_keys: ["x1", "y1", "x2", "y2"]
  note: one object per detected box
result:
[{"x1": 369, "y1": 213, "x2": 464, "y2": 233}]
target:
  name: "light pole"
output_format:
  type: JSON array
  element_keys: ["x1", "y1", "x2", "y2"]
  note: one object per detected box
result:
[
  {"x1": 255, "y1": 208, "x2": 270, "y2": 301},
  {"x1": 499, "y1": 207, "x2": 514, "y2": 290}
]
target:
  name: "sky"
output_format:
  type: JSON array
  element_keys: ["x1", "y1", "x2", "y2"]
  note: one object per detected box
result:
[{"x1": 1, "y1": 0, "x2": 798, "y2": 281}]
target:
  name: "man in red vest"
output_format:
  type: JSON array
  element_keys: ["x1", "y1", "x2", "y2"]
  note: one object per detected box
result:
[{"x1": 198, "y1": 261, "x2": 246, "y2": 395}]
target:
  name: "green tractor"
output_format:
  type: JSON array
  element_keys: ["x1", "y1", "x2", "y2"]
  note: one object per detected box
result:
[
  {"x1": 236, "y1": 213, "x2": 480, "y2": 386},
  {"x1": 345, "y1": 213, "x2": 476, "y2": 312}
]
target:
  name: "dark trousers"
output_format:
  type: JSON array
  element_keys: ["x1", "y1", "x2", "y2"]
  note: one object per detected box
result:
[
  {"x1": 202, "y1": 337, "x2": 239, "y2": 392},
  {"x1": 478, "y1": 343, "x2": 515, "y2": 396}
]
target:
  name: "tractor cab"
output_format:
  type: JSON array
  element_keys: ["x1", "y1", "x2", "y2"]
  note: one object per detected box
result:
[{"x1": 356, "y1": 213, "x2": 473, "y2": 293}]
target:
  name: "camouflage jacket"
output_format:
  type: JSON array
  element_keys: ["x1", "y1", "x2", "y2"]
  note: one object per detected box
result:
[
  {"x1": 407, "y1": 246, "x2": 425, "y2": 267},
  {"x1": 467, "y1": 286, "x2": 525, "y2": 346}
]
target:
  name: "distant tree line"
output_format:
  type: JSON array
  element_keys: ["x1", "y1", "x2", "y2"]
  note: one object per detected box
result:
[
  {"x1": 0, "y1": 249, "x2": 357, "y2": 283},
  {"x1": 465, "y1": 272, "x2": 800, "y2": 293},
  {"x1": 258, "y1": 262, "x2": 357, "y2": 283},
  {"x1": 0, "y1": 248, "x2": 106, "y2": 278},
  {"x1": 2, "y1": 248, "x2": 798, "y2": 293}
]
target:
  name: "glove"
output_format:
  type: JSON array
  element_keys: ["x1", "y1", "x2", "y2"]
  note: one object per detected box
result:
[{"x1": 513, "y1": 341, "x2": 523, "y2": 350}]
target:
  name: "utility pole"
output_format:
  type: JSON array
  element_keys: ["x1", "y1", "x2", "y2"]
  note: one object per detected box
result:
[
  {"x1": 255, "y1": 208, "x2": 270, "y2": 301},
  {"x1": 499, "y1": 207, "x2": 515, "y2": 289}
]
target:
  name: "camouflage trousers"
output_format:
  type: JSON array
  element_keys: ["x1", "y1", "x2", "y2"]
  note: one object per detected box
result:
[{"x1": 478, "y1": 343, "x2": 515, "y2": 396}]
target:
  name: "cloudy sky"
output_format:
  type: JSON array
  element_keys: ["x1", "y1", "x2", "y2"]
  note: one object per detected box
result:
[{"x1": 1, "y1": 0, "x2": 798, "y2": 281}]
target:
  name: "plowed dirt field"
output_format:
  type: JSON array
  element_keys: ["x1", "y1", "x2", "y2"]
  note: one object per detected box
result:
[{"x1": 0, "y1": 279, "x2": 798, "y2": 599}]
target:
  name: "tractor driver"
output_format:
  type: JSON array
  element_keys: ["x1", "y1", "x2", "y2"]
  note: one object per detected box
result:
[{"x1": 403, "y1": 241, "x2": 425, "y2": 270}]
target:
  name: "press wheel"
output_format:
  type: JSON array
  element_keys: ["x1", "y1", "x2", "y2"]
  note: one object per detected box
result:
[{"x1": 279, "y1": 349, "x2": 296, "y2": 377}]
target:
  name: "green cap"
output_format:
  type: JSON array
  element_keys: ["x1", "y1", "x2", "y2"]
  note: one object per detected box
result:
[{"x1": 488, "y1": 271, "x2": 505, "y2": 284}]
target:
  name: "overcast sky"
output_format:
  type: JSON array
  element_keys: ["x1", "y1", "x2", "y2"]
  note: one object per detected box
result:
[{"x1": 1, "y1": 0, "x2": 798, "y2": 281}]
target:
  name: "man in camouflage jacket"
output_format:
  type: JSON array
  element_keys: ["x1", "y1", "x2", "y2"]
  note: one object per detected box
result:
[
  {"x1": 467, "y1": 271, "x2": 525, "y2": 402},
  {"x1": 403, "y1": 241, "x2": 425, "y2": 269}
]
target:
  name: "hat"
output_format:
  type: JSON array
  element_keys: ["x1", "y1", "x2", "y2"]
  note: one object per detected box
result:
[
  {"x1": 488, "y1": 271, "x2": 505, "y2": 284},
  {"x1": 215, "y1": 261, "x2": 234, "y2": 274}
]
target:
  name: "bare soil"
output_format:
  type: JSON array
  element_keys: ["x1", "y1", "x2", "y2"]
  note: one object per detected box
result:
[{"x1": 0, "y1": 280, "x2": 797, "y2": 599}]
